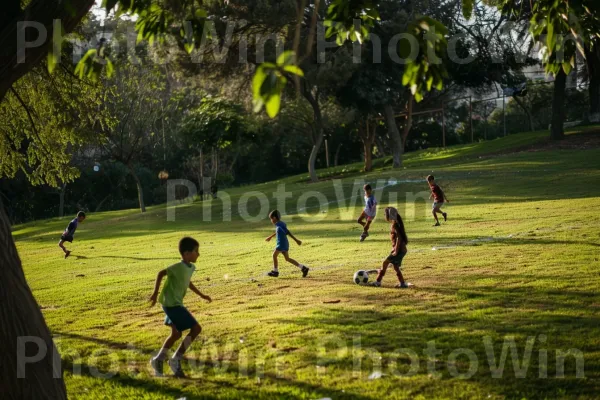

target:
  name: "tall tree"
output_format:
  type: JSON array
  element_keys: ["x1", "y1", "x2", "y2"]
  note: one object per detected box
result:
[
  {"x1": 491, "y1": 0, "x2": 600, "y2": 138},
  {"x1": 0, "y1": 2, "x2": 96, "y2": 397},
  {"x1": 0, "y1": 1, "x2": 481, "y2": 397},
  {"x1": 98, "y1": 63, "x2": 169, "y2": 213}
]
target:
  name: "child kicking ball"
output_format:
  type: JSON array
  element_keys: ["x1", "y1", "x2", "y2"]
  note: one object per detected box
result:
[{"x1": 369, "y1": 207, "x2": 410, "y2": 288}]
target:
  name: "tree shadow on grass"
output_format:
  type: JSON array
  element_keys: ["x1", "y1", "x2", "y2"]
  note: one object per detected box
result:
[
  {"x1": 54, "y1": 332, "x2": 375, "y2": 399},
  {"x1": 273, "y1": 285, "x2": 600, "y2": 399}
]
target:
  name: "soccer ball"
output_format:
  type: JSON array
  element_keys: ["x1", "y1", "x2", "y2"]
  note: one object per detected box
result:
[{"x1": 353, "y1": 270, "x2": 369, "y2": 285}]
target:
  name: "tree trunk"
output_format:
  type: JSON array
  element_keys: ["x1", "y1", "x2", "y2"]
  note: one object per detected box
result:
[
  {"x1": 128, "y1": 163, "x2": 146, "y2": 213},
  {"x1": 334, "y1": 144, "x2": 342, "y2": 167},
  {"x1": 359, "y1": 118, "x2": 377, "y2": 172},
  {"x1": 383, "y1": 104, "x2": 403, "y2": 168},
  {"x1": 401, "y1": 95, "x2": 414, "y2": 148},
  {"x1": 0, "y1": 204, "x2": 67, "y2": 399},
  {"x1": 586, "y1": 43, "x2": 600, "y2": 123},
  {"x1": 212, "y1": 148, "x2": 218, "y2": 179},
  {"x1": 302, "y1": 83, "x2": 324, "y2": 183},
  {"x1": 375, "y1": 135, "x2": 387, "y2": 157},
  {"x1": 58, "y1": 183, "x2": 66, "y2": 218},
  {"x1": 551, "y1": 69, "x2": 567, "y2": 140},
  {"x1": 95, "y1": 193, "x2": 111, "y2": 212},
  {"x1": 199, "y1": 148, "x2": 206, "y2": 197},
  {"x1": 0, "y1": 3, "x2": 93, "y2": 399},
  {"x1": 512, "y1": 96, "x2": 536, "y2": 132},
  {"x1": 308, "y1": 131, "x2": 324, "y2": 182},
  {"x1": 363, "y1": 141, "x2": 373, "y2": 172},
  {"x1": 0, "y1": 0, "x2": 95, "y2": 103}
]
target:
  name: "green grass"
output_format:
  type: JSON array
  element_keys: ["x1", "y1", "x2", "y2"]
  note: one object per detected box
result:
[{"x1": 14, "y1": 129, "x2": 600, "y2": 399}]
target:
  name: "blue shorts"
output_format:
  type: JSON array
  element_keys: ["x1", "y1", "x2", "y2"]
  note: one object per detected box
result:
[
  {"x1": 275, "y1": 244, "x2": 289, "y2": 252},
  {"x1": 162, "y1": 305, "x2": 198, "y2": 332},
  {"x1": 432, "y1": 202, "x2": 444, "y2": 210},
  {"x1": 60, "y1": 234, "x2": 74, "y2": 243}
]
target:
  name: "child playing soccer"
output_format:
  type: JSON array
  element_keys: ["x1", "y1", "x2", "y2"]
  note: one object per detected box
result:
[
  {"x1": 58, "y1": 211, "x2": 86, "y2": 258},
  {"x1": 265, "y1": 210, "x2": 309, "y2": 278},
  {"x1": 358, "y1": 184, "x2": 377, "y2": 242},
  {"x1": 369, "y1": 207, "x2": 409, "y2": 288},
  {"x1": 427, "y1": 175, "x2": 449, "y2": 227},
  {"x1": 149, "y1": 237, "x2": 212, "y2": 378}
]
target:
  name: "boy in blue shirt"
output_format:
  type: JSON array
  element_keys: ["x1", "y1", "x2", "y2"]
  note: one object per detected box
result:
[
  {"x1": 358, "y1": 184, "x2": 377, "y2": 242},
  {"x1": 58, "y1": 211, "x2": 86, "y2": 258},
  {"x1": 265, "y1": 210, "x2": 309, "y2": 278}
]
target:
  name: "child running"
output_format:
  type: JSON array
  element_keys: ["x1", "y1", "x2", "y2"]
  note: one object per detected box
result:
[
  {"x1": 58, "y1": 211, "x2": 86, "y2": 258},
  {"x1": 357, "y1": 184, "x2": 377, "y2": 242},
  {"x1": 149, "y1": 237, "x2": 212, "y2": 378},
  {"x1": 427, "y1": 175, "x2": 449, "y2": 227},
  {"x1": 265, "y1": 210, "x2": 309, "y2": 278},
  {"x1": 369, "y1": 207, "x2": 409, "y2": 288}
]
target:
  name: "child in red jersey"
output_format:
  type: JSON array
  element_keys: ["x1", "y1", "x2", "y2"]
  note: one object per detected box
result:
[{"x1": 427, "y1": 175, "x2": 449, "y2": 227}]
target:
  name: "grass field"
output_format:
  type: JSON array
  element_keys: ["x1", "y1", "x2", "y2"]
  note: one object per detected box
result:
[{"x1": 13, "y1": 128, "x2": 600, "y2": 399}]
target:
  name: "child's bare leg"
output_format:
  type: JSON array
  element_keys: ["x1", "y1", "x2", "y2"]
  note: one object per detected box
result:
[
  {"x1": 58, "y1": 240, "x2": 68, "y2": 254},
  {"x1": 393, "y1": 265, "x2": 406, "y2": 285},
  {"x1": 432, "y1": 207, "x2": 441, "y2": 224},
  {"x1": 174, "y1": 324, "x2": 202, "y2": 358},
  {"x1": 376, "y1": 260, "x2": 391, "y2": 282},
  {"x1": 272, "y1": 250, "x2": 281, "y2": 271},
  {"x1": 283, "y1": 252, "x2": 301, "y2": 269},
  {"x1": 363, "y1": 218, "x2": 372, "y2": 233},
  {"x1": 156, "y1": 325, "x2": 182, "y2": 359},
  {"x1": 357, "y1": 211, "x2": 366, "y2": 227}
]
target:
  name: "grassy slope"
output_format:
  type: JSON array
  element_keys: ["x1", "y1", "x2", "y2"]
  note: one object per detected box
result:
[{"x1": 14, "y1": 128, "x2": 600, "y2": 400}]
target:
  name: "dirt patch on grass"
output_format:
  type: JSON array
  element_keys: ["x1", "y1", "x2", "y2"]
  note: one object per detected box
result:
[
  {"x1": 478, "y1": 130, "x2": 600, "y2": 159},
  {"x1": 525, "y1": 131, "x2": 600, "y2": 151},
  {"x1": 519, "y1": 131, "x2": 599, "y2": 153}
]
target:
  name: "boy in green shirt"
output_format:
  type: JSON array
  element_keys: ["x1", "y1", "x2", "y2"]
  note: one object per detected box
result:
[{"x1": 149, "y1": 237, "x2": 212, "y2": 378}]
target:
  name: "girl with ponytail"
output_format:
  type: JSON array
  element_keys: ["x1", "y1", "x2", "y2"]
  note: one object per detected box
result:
[{"x1": 370, "y1": 207, "x2": 410, "y2": 288}]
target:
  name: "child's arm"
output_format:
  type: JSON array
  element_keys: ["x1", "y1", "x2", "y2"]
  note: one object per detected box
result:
[
  {"x1": 189, "y1": 282, "x2": 212, "y2": 303},
  {"x1": 287, "y1": 230, "x2": 302, "y2": 246},
  {"x1": 391, "y1": 236, "x2": 400, "y2": 256},
  {"x1": 265, "y1": 233, "x2": 276, "y2": 242},
  {"x1": 149, "y1": 269, "x2": 167, "y2": 306},
  {"x1": 441, "y1": 187, "x2": 449, "y2": 202}
]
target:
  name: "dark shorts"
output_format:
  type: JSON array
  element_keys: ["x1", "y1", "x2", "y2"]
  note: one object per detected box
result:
[
  {"x1": 275, "y1": 245, "x2": 289, "y2": 252},
  {"x1": 162, "y1": 305, "x2": 198, "y2": 332},
  {"x1": 60, "y1": 235, "x2": 74, "y2": 243},
  {"x1": 386, "y1": 250, "x2": 407, "y2": 267}
]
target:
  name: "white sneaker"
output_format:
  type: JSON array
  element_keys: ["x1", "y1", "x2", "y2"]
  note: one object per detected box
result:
[
  {"x1": 150, "y1": 357, "x2": 164, "y2": 377},
  {"x1": 168, "y1": 357, "x2": 186, "y2": 378}
]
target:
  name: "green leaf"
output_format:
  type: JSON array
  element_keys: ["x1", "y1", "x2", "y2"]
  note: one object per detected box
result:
[
  {"x1": 195, "y1": 8, "x2": 208, "y2": 19},
  {"x1": 105, "y1": 58, "x2": 115, "y2": 77},
  {"x1": 252, "y1": 67, "x2": 267, "y2": 98},
  {"x1": 265, "y1": 92, "x2": 281, "y2": 118},
  {"x1": 48, "y1": 49, "x2": 59, "y2": 74},
  {"x1": 276, "y1": 51, "x2": 296, "y2": 67},
  {"x1": 462, "y1": 0, "x2": 474, "y2": 20},
  {"x1": 547, "y1": 21, "x2": 555, "y2": 51},
  {"x1": 426, "y1": 74, "x2": 434, "y2": 91},
  {"x1": 282, "y1": 65, "x2": 304, "y2": 77}
]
